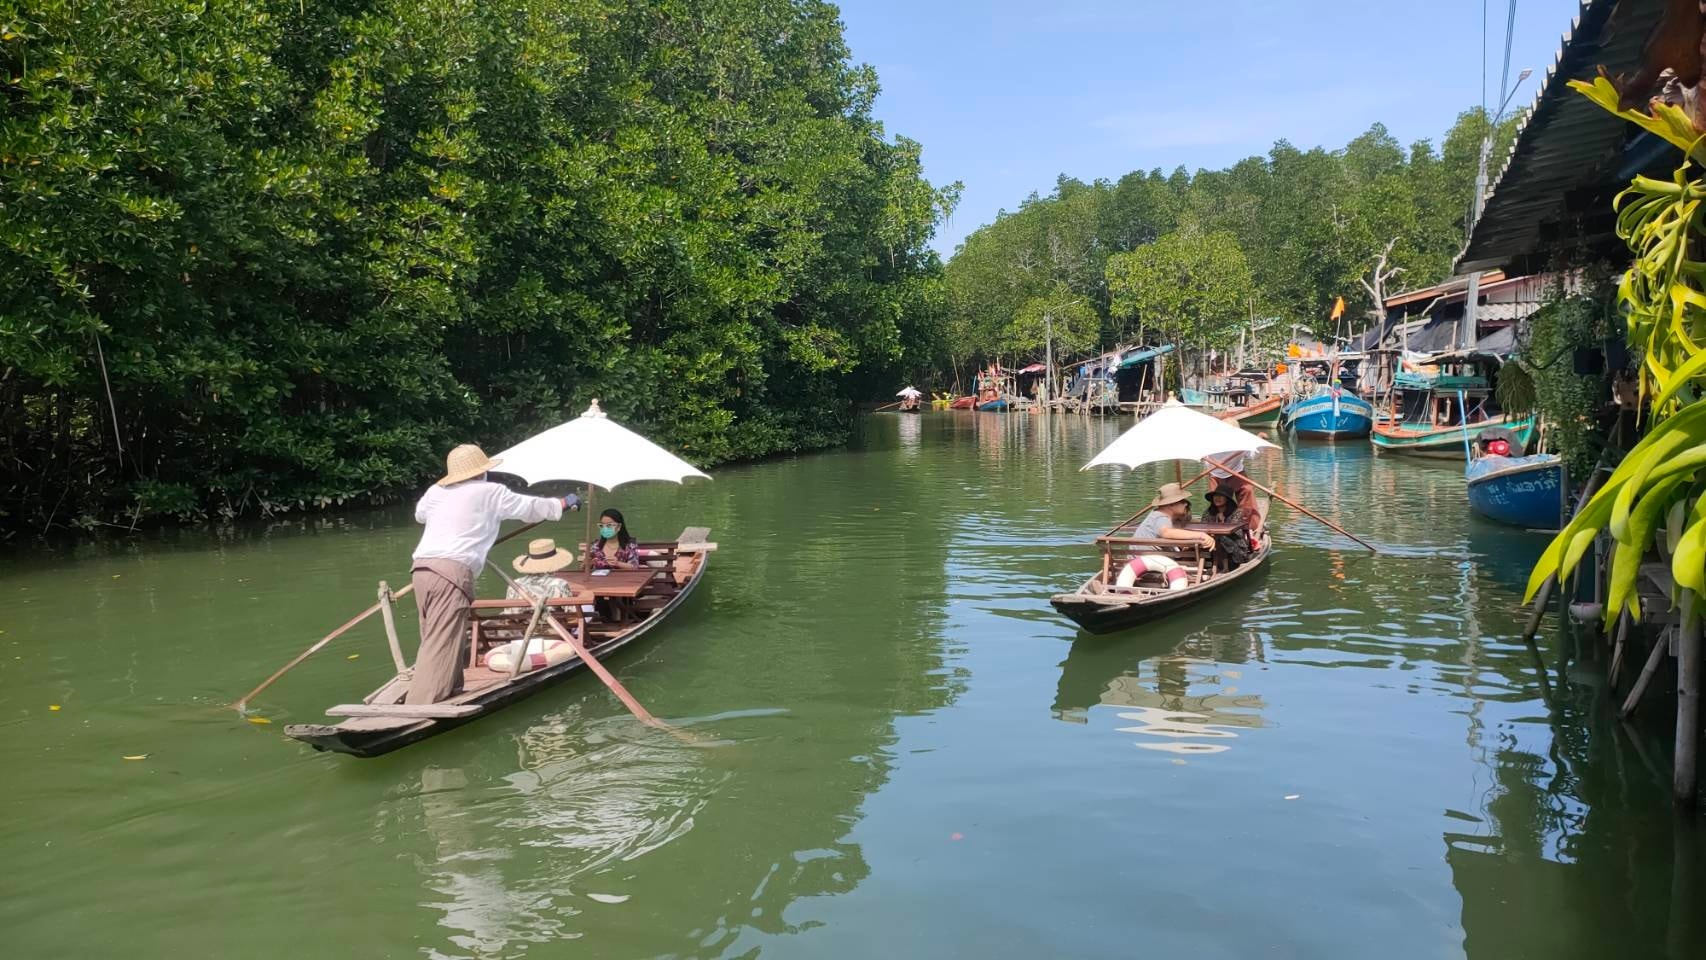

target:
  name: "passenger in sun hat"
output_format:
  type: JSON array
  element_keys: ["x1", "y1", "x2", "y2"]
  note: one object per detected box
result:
[{"x1": 1129, "y1": 482, "x2": 1215, "y2": 550}]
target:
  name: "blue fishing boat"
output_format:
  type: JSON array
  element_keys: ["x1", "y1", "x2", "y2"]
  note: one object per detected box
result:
[
  {"x1": 1282, "y1": 387, "x2": 1374, "y2": 440},
  {"x1": 977, "y1": 397, "x2": 1010, "y2": 412},
  {"x1": 1465, "y1": 453, "x2": 1568, "y2": 530}
]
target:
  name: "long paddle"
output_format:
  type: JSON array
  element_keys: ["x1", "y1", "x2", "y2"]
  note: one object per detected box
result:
[
  {"x1": 233, "y1": 517, "x2": 550, "y2": 712},
  {"x1": 1202, "y1": 456, "x2": 1379, "y2": 554}
]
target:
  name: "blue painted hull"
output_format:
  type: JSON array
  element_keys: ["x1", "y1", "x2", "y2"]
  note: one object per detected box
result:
[
  {"x1": 1465, "y1": 455, "x2": 1568, "y2": 530},
  {"x1": 977, "y1": 399, "x2": 1009, "y2": 411},
  {"x1": 1283, "y1": 393, "x2": 1373, "y2": 440}
]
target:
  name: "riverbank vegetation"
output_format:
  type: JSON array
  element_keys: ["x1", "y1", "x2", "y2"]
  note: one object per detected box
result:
[
  {"x1": 941, "y1": 110, "x2": 1520, "y2": 373},
  {"x1": 0, "y1": 0, "x2": 958, "y2": 534}
]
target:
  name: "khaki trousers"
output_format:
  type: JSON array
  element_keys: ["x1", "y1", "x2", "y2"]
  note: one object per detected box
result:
[{"x1": 407, "y1": 559, "x2": 476, "y2": 705}]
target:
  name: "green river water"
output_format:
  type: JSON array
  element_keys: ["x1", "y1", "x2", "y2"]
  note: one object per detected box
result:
[{"x1": 2, "y1": 412, "x2": 1702, "y2": 959}]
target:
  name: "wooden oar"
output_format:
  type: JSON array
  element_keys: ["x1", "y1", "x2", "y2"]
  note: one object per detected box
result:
[
  {"x1": 232, "y1": 518, "x2": 550, "y2": 712},
  {"x1": 1202, "y1": 456, "x2": 1379, "y2": 554}
]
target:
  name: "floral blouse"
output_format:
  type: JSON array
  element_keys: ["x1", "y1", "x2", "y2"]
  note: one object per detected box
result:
[{"x1": 589, "y1": 538, "x2": 641, "y2": 570}]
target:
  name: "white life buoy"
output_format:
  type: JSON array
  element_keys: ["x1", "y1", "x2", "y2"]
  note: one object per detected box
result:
[
  {"x1": 1116, "y1": 554, "x2": 1189, "y2": 590},
  {"x1": 485, "y1": 635, "x2": 577, "y2": 674}
]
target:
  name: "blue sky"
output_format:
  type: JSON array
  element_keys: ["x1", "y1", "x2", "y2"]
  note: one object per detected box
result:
[{"x1": 836, "y1": 0, "x2": 1586, "y2": 255}]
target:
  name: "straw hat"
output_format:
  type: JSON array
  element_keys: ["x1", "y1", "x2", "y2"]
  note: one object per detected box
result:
[
  {"x1": 513, "y1": 538, "x2": 574, "y2": 574},
  {"x1": 438, "y1": 444, "x2": 501, "y2": 486},
  {"x1": 1148, "y1": 482, "x2": 1191, "y2": 510}
]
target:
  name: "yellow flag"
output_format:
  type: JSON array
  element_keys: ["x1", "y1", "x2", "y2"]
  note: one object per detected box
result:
[{"x1": 1330, "y1": 296, "x2": 1345, "y2": 320}]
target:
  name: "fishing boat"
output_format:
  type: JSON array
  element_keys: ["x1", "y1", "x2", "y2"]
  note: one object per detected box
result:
[
  {"x1": 1282, "y1": 386, "x2": 1374, "y2": 440},
  {"x1": 1052, "y1": 399, "x2": 1281, "y2": 634},
  {"x1": 1220, "y1": 394, "x2": 1284, "y2": 427},
  {"x1": 949, "y1": 395, "x2": 975, "y2": 410},
  {"x1": 1464, "y1": 428, "x2": 1567, "y2": 530},
  {"x1": 1371, "y1": 352, "x2": 1533, "y2": 458},
  {"x1": 285, "y1": 528, "x2": 712, "y2": 757}
]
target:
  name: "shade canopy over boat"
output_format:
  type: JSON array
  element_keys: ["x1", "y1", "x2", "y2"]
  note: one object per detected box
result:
[
  {"x1": 1082, "y1": 399, "x2": 1276, "y2": 472},
  {"x1": 495, "y1": 400, "x2": 710, "y2": 490},
  {"x1": 896, "y1": 386, "x2": 923, "y2": 398}
]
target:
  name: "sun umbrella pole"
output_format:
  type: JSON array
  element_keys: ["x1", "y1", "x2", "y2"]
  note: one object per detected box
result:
[
  {"x1": 1203, "y1": 456, "x2": 1379, "y2": 554},
  {"x1": 583, "y1": 485, "x2": 598, "y2": 572}
]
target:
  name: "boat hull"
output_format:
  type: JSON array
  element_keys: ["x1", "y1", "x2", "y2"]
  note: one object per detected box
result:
[
  {"x1": 1466, "y1": 455, "x2": 1568, "y2": 530},
  {"x1": 1218, "y1": 396, "x2": 1283, "y2": 428},
  {"x1": 949, "y1": 396, "x2": 975, "y2": 410},
  {"x1": 977, "y1": 399, "x2": 1009, "y2": 411},
  {"x1": 1371, "y1": 415, "x2": 1536, "y2": 458},
  {"x1": 1050, "y1": 544, "x2": 1272, "y2": 635},
  {"x1": 285, "y1": 553, "x2": 709, "y2": 757},
  {"x1": 1283, "y1": 393, "x2": 1373, "y2": 440}
]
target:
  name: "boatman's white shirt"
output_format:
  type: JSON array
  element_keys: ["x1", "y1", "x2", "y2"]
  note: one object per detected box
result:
[{"x1": 412, "y1": 480, "x2": 564, "y2": 574}]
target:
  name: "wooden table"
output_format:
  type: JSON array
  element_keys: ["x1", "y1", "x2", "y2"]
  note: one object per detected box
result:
[
  {"x1": 1183, "y1": 520, "x2": 1244, "y2": 536},
  {"x1": 560, "y1": 570, "x2": 657, "y2": 623}
]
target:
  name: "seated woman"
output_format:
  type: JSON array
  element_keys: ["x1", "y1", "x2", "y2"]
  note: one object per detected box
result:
[
  {"x1": 588, "y1": 509, "x2": 641, "y2": 570},
  {"x1": 1201, "y1": 489, "x2": 1254, "y2": 567},
  {"x1": 1131, "y1": 483, "x2": 1215, "y2": 550},
  {"x1": 486, "y1": 538, "x2": 579, "y2": 673}
]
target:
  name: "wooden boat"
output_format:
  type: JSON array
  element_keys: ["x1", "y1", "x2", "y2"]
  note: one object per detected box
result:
[
  {"x1": 1217, "y1": 394, "x2": 1283, "y2": 428},
  {"x1": 1281, "y1": 389, "x2": 1373, "y2": 440},
  {"x1": 285, "y1": 527, "x2": 711, "y2": 757},
  {"x1": 1372, "y1": 412, "x2": 1536, "y2": 458},
  {"x1": 1466, "y1": 454, "x2": 1568, "y2": 530},
  {"x1": 949, "y1": 395, "x2": 975, "y2": 410},
  {"x1": 1051, "y1": 519, "x2": 1272, "y2": 635}
]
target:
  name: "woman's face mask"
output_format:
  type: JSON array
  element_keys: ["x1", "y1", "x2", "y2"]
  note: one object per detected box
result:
[{"x1": 599, "y1": 523, "x2": 618, "y2": 539}]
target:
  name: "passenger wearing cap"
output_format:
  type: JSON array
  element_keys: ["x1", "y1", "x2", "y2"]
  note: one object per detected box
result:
[
  {"x1": 1130, "y1": 482, "x2": 1215, "y2": 550},
  {"x1": 408, "y1": 444, "x2": 580, "y2": 704}
]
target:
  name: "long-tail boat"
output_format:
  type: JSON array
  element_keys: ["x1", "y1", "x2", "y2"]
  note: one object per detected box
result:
[
  {"x1": 1282, "y1": 386, "x2": 1374, "y2": 440},
  {"x1": 285, "y1": 528, "x2": 712, "y2": 757}
]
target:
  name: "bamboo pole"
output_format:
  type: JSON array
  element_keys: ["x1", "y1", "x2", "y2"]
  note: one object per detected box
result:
[
  {"x1": 233, "y1": 517, "x2": 549, "y2": 711},
  {"x1": 1676, "y1": 613, "x2": 1700, "y2": 809},
  {"x1": 1201, "y1": 457, "x2": 1378, "y2": 553},
  {"x1": 378, "y1": 581, "x2": 406, "y2": 672},
  {"x1": 1607, "y1": 610, "x2": 1631, "y2": 688}
]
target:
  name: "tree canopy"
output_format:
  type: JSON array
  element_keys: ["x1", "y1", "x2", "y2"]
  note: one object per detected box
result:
[
  {"x1": 940, "y1": 111, "x2": 1521, "y2": 369},
  {"x1": 0, "y1": 0, "x2": 958, "y2": 533}
]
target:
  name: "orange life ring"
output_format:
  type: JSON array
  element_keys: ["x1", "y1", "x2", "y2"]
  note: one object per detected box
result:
[{"x1": 1116, "y1": 554, "x2": 1188, "y2": 590}]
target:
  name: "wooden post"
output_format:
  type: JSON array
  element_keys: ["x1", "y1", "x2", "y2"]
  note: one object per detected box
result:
[
  {"x1": 1675, "y1": 613, "x2": 1700, "y2": 809},
  {"x1": 377, "y1": 581, "x2": 407, "y2": 672},
  {"x1": 1607, "y1": 611, "x2": 1631, "y2": 688},
  {"x1": 1621, "y1": 625, "x2": 1672, "y2": 719},
  {"x1": 1520, "y1": 575, "x2": 1556, "y2": 645}
]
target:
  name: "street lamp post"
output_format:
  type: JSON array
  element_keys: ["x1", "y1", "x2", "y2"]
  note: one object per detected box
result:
[{"x1": 1462, "y1": 67, "x2": 1533, "y2": 349}]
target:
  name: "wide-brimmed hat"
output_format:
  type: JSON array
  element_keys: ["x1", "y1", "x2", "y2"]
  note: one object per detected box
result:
[
  {"x1": 1202, "y1": 487, "x2": 1234, "y2": 508},
  {"x1": 439, "y1": 444, "x2": 501, "y2": 486},
  {"x1": 512, "y1": 538, "x2": 574, "y2": 574},
  {"x1": 1147, "y1": 482, "x2": 1191, "y2": 510}
]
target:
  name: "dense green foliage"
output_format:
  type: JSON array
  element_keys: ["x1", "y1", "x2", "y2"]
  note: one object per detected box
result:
[
  {"x1": 943, "y1": 111, "x2": 1521, "y2": 367},
  {"x1": 0, "y1": 0, "x2": 957, "y2": 533},
  {"x1": 1516, "y1": 277, "x2": 1615, "y2": 480}
]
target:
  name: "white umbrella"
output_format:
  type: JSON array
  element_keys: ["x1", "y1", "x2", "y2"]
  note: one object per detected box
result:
[
  {"x1": 1083, "y1": 399, "x2": 1275, "y2": 472},
  {"x1": 495, "y1": 400, "x2": 709, "y2": 569},
  {"x1": 896, "y1": 386, "x2": 923, "y2": 398},
  {"x1": 495, "y1": 399, "x2": 709, "y2": 490}
]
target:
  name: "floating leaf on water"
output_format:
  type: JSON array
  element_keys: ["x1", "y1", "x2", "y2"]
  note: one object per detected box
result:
[
  {"x1": 111, "y1": 574, "x2": 121, "y2": 579},
  {"x1": 1284, "y1": 794, "x2": 1301, "y2": 800},
  {"x1": 123, "y1": 754, "x2": 149, "y2": 761},
  {"x1": 49, "y1": 704, "x2": 61, "y2": 711},
  {"x1": 247, "y1": 716, "x2": 272, "y2": 725},
  {"x1": 346, "y1": 654, "x2": 360, "y2": 660}
]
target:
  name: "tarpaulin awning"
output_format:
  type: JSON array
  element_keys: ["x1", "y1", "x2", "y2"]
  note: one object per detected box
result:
[{"x1": 1117, "y1": 343, "x2": 1177, "y2": 370}]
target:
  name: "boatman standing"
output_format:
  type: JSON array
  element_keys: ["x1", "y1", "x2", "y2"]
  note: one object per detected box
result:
[{"x1": 408, "y1": 444, "x2": 578, "y2": 704}]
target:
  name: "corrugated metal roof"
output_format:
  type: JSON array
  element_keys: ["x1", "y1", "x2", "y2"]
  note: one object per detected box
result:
[{"x1": 1456, "y1": 0, "x2": 1672, "y2": 274}]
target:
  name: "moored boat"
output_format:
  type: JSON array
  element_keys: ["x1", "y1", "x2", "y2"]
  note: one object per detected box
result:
[
  {"x1": 1282, "y1": 388, "x2": 1374, "y2": 440},
  {"x1": 949, "y1": 395, "x2": 975, "y2": 410},
  {"x1": 1218, "y1": 394, "x2": 1284, "y2": 428},
  {"x1": 1466, "y1": 455, "x2": 1567, "y2": 530},
  {"x1": 285, "y1": 528, "x2": 713, "y2": 757},
  {"x1": 1372, "y1": 412, "x2": 1536, "y2": 457}
]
